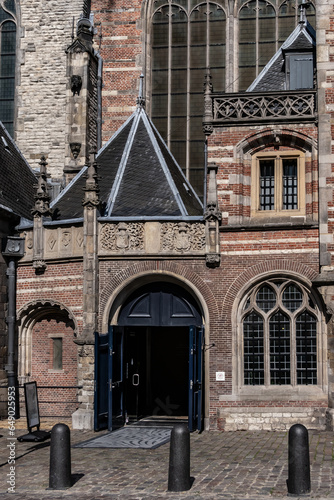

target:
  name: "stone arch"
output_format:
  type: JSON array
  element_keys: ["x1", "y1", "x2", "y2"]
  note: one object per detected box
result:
[
  {"x1": 236, "y1": 128, "x2": 317, "y2": 158},
  {"x1": 222, "y1": 259, "x2": 318, "y2": 321},
  {"x1": 99, "y1": 261, "x2": 216, "y2": 426},
  {"x1": 99, "y1": 261, "x2": 218, "y2": 334},
  {"x1": 17, "y1": 299, "x2": 78, "y2": 384}
]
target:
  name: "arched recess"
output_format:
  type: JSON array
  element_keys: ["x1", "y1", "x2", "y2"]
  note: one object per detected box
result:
[
  {"x1": 99, "y1": 270, "x2": 213, "y2": 429},
  {"x1": 235, "y1": 128, "x2": 318, "y2": 221},
  {"x1": 17, "y1": 299, "x2": 78, "y2": 384},
  {"x1": 101, "y1": 269, "x2": 212, "y2": 332}
]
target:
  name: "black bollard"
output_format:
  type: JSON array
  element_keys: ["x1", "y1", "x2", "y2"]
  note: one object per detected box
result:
[
  {"x1": 49, "y1": 423, "x2": 72, "y2": 489},
  {"x1": 168, "y1": 423, "x2": 191, "y2": 492},
  {"x1": 287, "y1": 423, "x2": 311, "y2": 496}
]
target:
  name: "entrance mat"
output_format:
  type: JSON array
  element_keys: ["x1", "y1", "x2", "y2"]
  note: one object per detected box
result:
[{"x1": 73, "y1": 426, "x2": 172, "y2": 449}]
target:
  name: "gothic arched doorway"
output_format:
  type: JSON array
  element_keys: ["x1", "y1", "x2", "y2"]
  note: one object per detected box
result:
[{"x1": 95, "y1": 282, "x2": 204, "y2": 432}]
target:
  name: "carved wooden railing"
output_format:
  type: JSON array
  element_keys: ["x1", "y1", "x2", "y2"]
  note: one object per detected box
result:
[{"x1": 203, "y1": 90, "x2": 317, "y2": 130}]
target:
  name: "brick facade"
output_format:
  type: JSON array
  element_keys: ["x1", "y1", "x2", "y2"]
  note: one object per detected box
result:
[{"x1": 3, "y1": 0, "x2": 334, "y2": 431}]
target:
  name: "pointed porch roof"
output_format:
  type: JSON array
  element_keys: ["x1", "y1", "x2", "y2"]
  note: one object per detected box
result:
[{"x1": 51, "y1": 90, "x2": 203, "y2": 221}]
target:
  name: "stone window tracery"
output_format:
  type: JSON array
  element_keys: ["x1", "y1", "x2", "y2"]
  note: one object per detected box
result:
[
  {"x1": 149, "y1": 0, "x2": 315, "y2": 197},
  {"x1": 238, "y1": 0, "x2": 315, "y2": 90},
  {"x1": 151, "y1": 0, "x2": 226, "y2": 197},
  {"x1": 241, "y1": 279, "x2": 318, "y2": 387}
]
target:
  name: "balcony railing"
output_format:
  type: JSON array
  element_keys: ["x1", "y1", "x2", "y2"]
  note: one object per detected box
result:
[{"x1": 203, "y1": 90, "x2": 317, "y2": 129}]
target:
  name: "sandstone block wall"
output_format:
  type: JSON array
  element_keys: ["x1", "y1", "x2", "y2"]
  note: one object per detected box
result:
[{"x1": 16, "y1": 0, "x2": 85, "y2": 179}]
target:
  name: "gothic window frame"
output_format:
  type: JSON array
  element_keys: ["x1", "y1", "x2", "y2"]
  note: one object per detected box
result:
[
  {"x1": 237, "y1": 0, "x2": 316, "y2": 91},
  {"x1": 149, "y1": 0, "x2": 227, "y2": 197},
  {"x1": 0, "y1": 0, "x2": 18, "y2": 137},
  {"x1": 234, "y1": 276, "x2": 327, "y2": 400},
  {"x1": 251, "y1": 150, "x2": 306, "y2": 218}
]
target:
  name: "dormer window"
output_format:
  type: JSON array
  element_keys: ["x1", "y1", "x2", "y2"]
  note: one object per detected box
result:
[{"x1": 285, "y1": 52, "x2": 314, "y2": 90}]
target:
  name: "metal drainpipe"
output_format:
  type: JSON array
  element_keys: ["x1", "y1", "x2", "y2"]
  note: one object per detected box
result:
[{"x1": 96, "y1": 52, "x2": 103, "y2": 151}]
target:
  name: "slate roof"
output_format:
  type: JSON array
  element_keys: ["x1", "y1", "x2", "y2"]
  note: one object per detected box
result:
[
  {"x1": 51, "y1": 103, "x2": 203, "y2": 221},
  {"x1": 247, "y1": 20, "x2": 315, "y2": 93},
  {"x1": 0, "y1": 122, "x2": 36, "y2": 221}
]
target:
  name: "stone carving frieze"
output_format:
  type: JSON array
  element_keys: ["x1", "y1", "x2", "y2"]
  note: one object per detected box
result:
[
  {"x1": 161, "y1": 222, "x2": 205, "y2": 253},
  {"x1": 99, "y1": 222, "x2": 205, "y2": 255},
  {"x1": 100, "y1": 223, "x2": 144, "y2": 252}
]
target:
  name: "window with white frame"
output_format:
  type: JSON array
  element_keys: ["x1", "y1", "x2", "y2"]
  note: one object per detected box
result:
[
  {"x1": 241, "y1": 279, "x2": 319, "y2": 386},
  {"x1": 251, "y1": 151, "x2": 305, "y2": 216},
  {"x1": 0, "y1": 0, "x2": 17, "y2": 137}
]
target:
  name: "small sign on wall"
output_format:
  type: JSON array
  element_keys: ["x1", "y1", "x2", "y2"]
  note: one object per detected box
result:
[{"x1": 216, "y1": 371, "x2": 225, "y2": 381}]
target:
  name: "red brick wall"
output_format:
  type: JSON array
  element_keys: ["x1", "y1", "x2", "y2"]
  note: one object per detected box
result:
[
  {"x1": 98, "y1": 252, "x2": 321, "y2": 427},
  {"x1": 31, "y1": 319, "x2": 78, "y2": 417},
  {"x1": 17, "y1": 261, "x2": 84, "y2": 417},
  {"x1": 92, "y1": 0, "x2": 143, "y2": 142}
]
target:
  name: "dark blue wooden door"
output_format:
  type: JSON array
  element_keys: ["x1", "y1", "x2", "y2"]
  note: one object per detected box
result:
[
  {"x1": 94, "y1": 330, "x2": 112, "y2": 431},
  {"x1": 111, "y1": 326, "x2": 124, "y2": 430},
  {"x1": 94, "y1": 327, "x2": 124, "y2": 431},
  {"x1": 188, "y1": 325, "x2": 204, "y2": 432}
]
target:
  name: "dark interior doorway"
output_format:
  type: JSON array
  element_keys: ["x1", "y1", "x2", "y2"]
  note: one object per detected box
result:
[
  {"x1": 124, "y1": 326, "x2": 188, "y2": 422},
  {"x1": 95, "y1": 282, "x2": 204, "y2": 432}
]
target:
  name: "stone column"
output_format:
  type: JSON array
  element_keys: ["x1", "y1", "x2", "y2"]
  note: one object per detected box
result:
[
  {"x1": 31, "y1": 156, "x2": 52, "y2": 273},
  {"x1": 64, "y1": 18, "x2": 98, "y2": 184},
  {"x1": 72, "y1": 153, "x2": 99, "y2": 429},
  {"x1": 204, "y1": 163, "x2": 222, "y2": 267}
]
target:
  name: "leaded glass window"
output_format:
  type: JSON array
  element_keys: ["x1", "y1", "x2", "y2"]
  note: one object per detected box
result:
[
  {"x1": 151, "y1": 0, "x2": 226, "y2": 198},
  {"x1": 0, "y1": 0, "x2": 16, "y2": 137},
  {"x1": 253, "y1": 153, "x2": 302, "y2": 215},
  {"x1": 238, "y1": 0, "x2": 315, "y2": 90},
  {"x1": 242, "y1": 279, "x2": 319, "y2": 386},
  {"x1": 244, "y1": 312, "x2": 264, "y2": 385},
  {"x1": 259, "y1": 160, "x2": 275, "y2": 211}
]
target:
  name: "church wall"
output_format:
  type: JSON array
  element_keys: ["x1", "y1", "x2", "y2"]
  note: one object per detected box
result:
[
  {"x1": 16, "y1": 0, "x2": 85, "y2": 179},
  {"x1": 98, "y1": 249, "x2": 327, "y2": 430},
  {"x1": 207, "y1": 124, "x2": 318, "y2": 226},
  {"x1": 92, "y1": 0, "x2": 143, "y2": 142},
  {"x1": 30, "y1": 318, "x2": 78, "y2": 417},
  {"x1": 16, "y1": 261, "x2": 84, "y2": 416},
  {"x1": 17, "y1": 262, "x2": 84, "y2": 316},
  {"x1": 315, "y1": 0, "x2": 334, "y2": 428}
]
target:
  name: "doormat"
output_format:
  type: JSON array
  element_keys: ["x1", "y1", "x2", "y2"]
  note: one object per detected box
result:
[{"x1": 73, "y1": 426, "x2": 172, "y2": 449}]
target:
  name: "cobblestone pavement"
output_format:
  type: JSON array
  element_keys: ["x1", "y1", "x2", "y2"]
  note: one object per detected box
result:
[{"x1": 0, "y1": 424, "x2": 333, "y2": 499}]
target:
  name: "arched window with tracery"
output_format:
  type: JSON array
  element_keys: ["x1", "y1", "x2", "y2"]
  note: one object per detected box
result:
[
  {"x1": 0, "y1": 0, "x2": 17, "y2": 137},
  {"x1": 241, "y1": 278, "x2": 319, "y2": 386},
  {"x1": 151, "y1": 0, "x2": 226, "y2": 197},
  {"x1": 238, "y1": 0, "x2": 315, "y2": 90}
]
